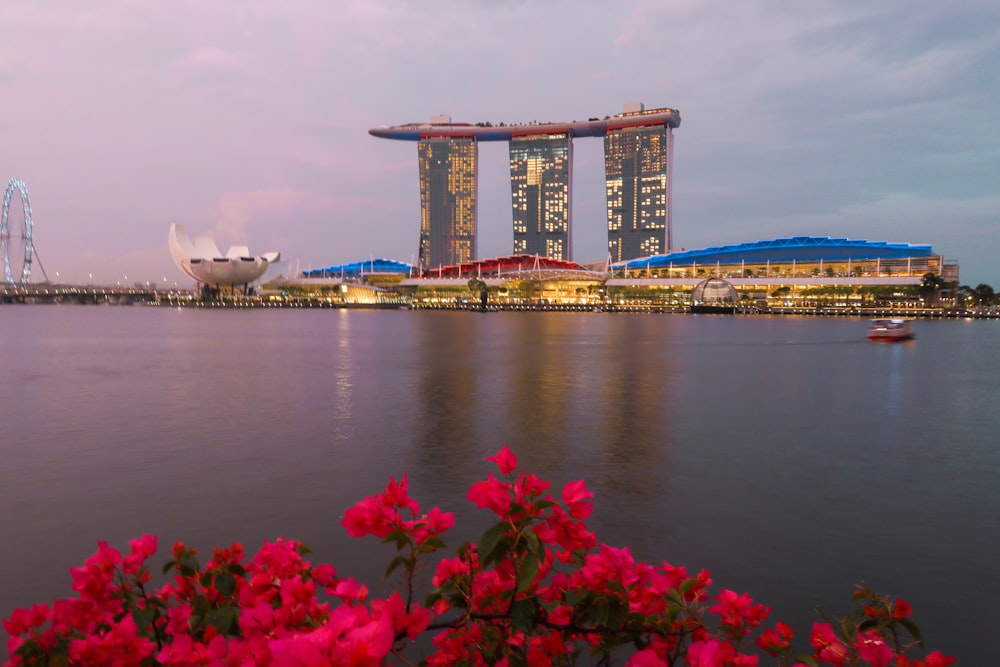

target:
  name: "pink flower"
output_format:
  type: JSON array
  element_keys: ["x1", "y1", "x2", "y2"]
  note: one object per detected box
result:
[
  {"x1": 122, "y1": 534, "x2": 158, "y2": 575},
  {"x1": 342, "y1": 495, "x2": 397, "y2": 538},
  {"x1": 411, "y1": 506, "x2": 456, "y2": 546},
  {"x1": 268, "y1": 631, "x2": 331, "y2": 667},
  {"x1": 626, "y1": 647, "x2": 669, "y2": 667},
  {"x1": 379, "y1": 474, "x2": 420, "y2": 514},
  {"x1": 856, "y1": 629, "x2": 893, "y2": 667},
  {"x1": 709, "y1": 589, "x2": 769, "y2": 630},
  {"x1": 687, "y1": 638, "x2": 737, "y2": 666},
  {"x1": 329, "y1": 577, "x2": 368, "y2": 603},
  {"x1": 2, "y1": 603, "x2": 49, "y2": 637},
  {"x1": 467, "y1": 472, "x2": 512, "y2": 516},
  {"x1": 562, "y1": 480, "x2": 594, "y2": 519},
  {"x1": 486, "y1": 445, "x2": 518, "y2": 474},
  {"x1": 756, "y1": 622, "x2": 793, "y2": 653},
  {"x1": 924, "y1": 650, "x2": 956, "y2": 667},
  {"x1": 69, "y1": 541, "x2": 122, "y2": 604},
  {"x1": 809, "y1": 622, "x2": 848, "y2": 666}
]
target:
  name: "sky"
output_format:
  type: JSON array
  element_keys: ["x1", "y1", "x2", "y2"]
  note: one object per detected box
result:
[{"x1": 1, "y1": 0, "x2": 998, "y2": 287}]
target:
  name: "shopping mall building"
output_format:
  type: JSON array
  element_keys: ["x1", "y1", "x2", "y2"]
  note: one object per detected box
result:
[{"x1": 296, "y1": 236, "x2": 957, "y2": 309}]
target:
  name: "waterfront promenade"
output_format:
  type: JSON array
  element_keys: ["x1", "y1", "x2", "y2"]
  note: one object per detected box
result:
[
  {"x1": 5, "y1": 281, "x2": 999, "y2": 318},
  {"x1": 152, "y1": 297, "x2": 1000, "y2": 318}
]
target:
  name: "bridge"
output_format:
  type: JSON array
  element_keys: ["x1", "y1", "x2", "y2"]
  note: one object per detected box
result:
[{"x1": 0, "y1": 283, "x2": 164, "y2": 305}]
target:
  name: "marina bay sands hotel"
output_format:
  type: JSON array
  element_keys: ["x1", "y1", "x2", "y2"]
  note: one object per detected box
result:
[{"x1": 369, "y1": 103, "x2": 680, "y2": 271}]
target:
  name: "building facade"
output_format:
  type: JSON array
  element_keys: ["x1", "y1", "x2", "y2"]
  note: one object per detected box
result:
[
  {"x1": 604, "y1": 122, "x2": 674, "y2": 262},
  {"x1": 509, "y1": 133, "x2": 572, "y2": 260},
  {"x1": 371, "y1": 105, "x2": 681, "y2": 272},
  {"x1": 417, "y1": 137, "x2": 478, "y2": 272}
]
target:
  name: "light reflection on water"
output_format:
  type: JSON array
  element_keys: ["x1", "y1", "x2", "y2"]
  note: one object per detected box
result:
[{"x1": 0, "y1": 308, "x2": 997, "y2": 662}]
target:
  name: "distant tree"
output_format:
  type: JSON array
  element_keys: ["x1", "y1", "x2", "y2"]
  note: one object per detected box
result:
[
  {"x1": 919, "y1": 272, "x2": 945, "y2": 306},
  {"x1": 920, "y1": 272, "x2": 944, "y2": 291},
  {"x1": 467, "y1": 278, "x2": 487, "y2": 294},
  {"x1": 974, "y1": 283, "x2": 996, "y2": 307},
  {"x1": 956, "y1": 285, "x2": 976, "y2": 309}
]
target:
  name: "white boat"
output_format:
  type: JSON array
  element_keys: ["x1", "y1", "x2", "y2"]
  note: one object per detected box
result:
[{"x1": 867, "y1": 318, "x2": 915, "y2": 341}]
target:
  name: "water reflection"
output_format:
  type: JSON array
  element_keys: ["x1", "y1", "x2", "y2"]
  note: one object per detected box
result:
[
  {"x1": 413, "y1": 313, "x2": 480, "y2": 484},
  {"x1": 1, "y1": 311, "x2": 997, "y2": 664}
]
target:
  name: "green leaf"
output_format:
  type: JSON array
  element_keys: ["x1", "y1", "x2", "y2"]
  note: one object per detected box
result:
[
  {"x1": 200, "y1": 572, "x2": 214, "y2": 588},
  {"x1": 381, "y1": 529, "x2": 410, "y2": 551},
  {"x1": 564, "y1": 589, "x2": 587, "y2": 608},
  {"x1": 478, "y1": 521, "x2": 507, "y2": 556},
  {"x1": 191, "y1": 593, "x2": 210, "y2": 616},
  {"x1": 478, "y1": 521, "x2": 511, "y2": 566},
  {"x1": 795, "y1": 657, "x2": 819, "y2": 667},
  {"x1": 384, "y1": 554, "x2": 410, "y2": 580},
  {"x1": 205, "y1": 607, "x2": 239, "y2": 635},
  {"x1": 678, "y1": 578, "x2": 701, "y2": 595},
  {"x1": 216, "y1": 572, "x2": 237, "y2": 596},
  {"x1": 161, "y1": 559, "x2": 177, "y2": 575},
  {"x1": 900, "y1": 617, "x2": 924, "y2": 646},
  {"x1": 507, "y1": 653, "x2": 528, "y2": 667},
  {"x1": 227, "y1": 563, "x2": 246, "y2": 577},
  {"x1": 606, "y1": 598, "x2": 626, "y2": 629},
  {"x1": 132, "y1": 606, "x2": 156, "y2": 632},
  {"x1": 590, "y1": 600, "x2": 610, "y2": 626},
  {"x1": 523, "y1": 530, "x2": 542, "y2": 556},
  {"x1": 516, "y1": 551, "x2": 540, "y2": 593},
  {"x1": 417, "y1": 536, "x2": 447, "y2": 554},
  {"x1": 180, "y1": 554, "x2": 200, "y2": 577},
  {"x1": 533, "y1": 499, "x2": 558, "y2": 512},
  {"x1": 511, "y1": 597, "x2": 538, "y2": 633}
]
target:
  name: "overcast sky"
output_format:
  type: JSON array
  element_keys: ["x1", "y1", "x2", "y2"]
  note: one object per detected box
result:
[{"x1": 2, "y1": 0, "x2": 998, "y2": 286}]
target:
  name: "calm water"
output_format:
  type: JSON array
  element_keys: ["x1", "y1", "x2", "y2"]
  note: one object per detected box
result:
[{"x1": 1, "y1": 307, "x2": 997, "y2": 663}]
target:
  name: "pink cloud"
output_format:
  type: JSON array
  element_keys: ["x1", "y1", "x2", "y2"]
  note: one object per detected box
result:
[{"x1": 203, "y1": 188, "x2": 367, "y2": 247}]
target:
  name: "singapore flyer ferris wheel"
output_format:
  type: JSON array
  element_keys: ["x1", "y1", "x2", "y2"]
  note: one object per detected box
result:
[{"x1": 1, "y1": 177, "x2": 47, "y2": 285}]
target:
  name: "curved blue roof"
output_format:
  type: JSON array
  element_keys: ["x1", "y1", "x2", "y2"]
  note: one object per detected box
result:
[
  {"x1": 614, "y1": 237, "x2": 936, "y2": 269},
  {"x1": 302, "y1": 258, "x2": 413, "y2": 278}
]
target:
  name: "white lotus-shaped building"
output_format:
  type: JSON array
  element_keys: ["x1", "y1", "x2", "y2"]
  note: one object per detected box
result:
[{"x1": 169, "y1": 224, "x2": 283, "y2": 288}]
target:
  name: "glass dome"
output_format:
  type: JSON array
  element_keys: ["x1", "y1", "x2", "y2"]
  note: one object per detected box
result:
[{"x1": 691, "y1": 277, "x2": 737, "y2": 305}]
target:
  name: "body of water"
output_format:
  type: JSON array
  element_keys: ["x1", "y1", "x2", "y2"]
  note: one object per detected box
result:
[{"x1": 1, "y1": 307, "x2": 997, "y2": 663}]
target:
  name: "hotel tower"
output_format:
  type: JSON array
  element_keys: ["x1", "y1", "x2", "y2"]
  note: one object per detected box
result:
[{"x1": 370, "y1": 104, "x2": 679, "y2": 271}]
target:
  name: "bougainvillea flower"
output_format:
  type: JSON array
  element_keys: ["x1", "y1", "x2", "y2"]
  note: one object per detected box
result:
[{"x1": 486, "y1": 445, "x2": 518, "y2": 474}]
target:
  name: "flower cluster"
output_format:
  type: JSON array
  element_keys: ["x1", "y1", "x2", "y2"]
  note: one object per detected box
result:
[{"x1": 4, "y1": 447, "x2": 953, "y2": 666}]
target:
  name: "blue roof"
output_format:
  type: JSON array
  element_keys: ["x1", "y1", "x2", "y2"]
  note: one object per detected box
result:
[
  {"x1": 614, "y1": 237, "x2": 936, "y2": 269},
  {"x1": 302, "y1": 258, "x2": 413, "y2": 278}
]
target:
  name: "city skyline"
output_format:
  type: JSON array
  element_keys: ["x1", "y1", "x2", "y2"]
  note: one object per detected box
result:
[{"x1": 0, "y1": 2, "x2": 998, "y2": 285}]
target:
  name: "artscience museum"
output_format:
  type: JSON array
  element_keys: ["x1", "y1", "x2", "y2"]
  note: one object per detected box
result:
[{"x1": 168, "y1": 224, "x2": 285, "y2": 292}]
